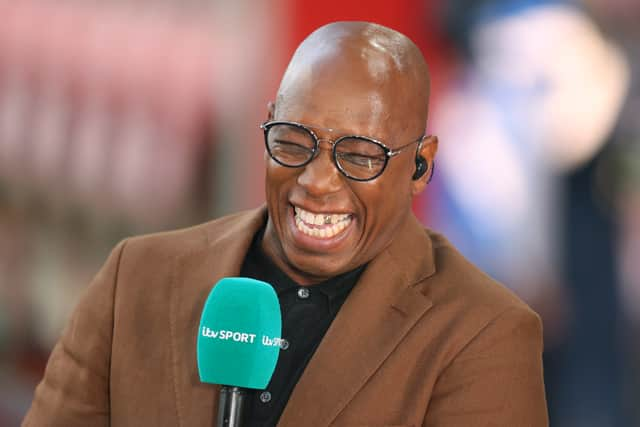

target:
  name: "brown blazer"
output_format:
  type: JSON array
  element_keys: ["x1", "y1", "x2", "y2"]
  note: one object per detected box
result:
[{"x1": 23, "y1": 207, "x2": 548, "y2": 426}]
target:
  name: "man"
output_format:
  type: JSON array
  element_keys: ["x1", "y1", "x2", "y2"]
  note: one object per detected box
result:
[{"x1": 24, "y1": 22, "x2": 548, "y2": 426}]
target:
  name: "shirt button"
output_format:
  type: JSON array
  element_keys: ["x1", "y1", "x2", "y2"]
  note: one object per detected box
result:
[
  {"x1": 297, "y1": 287, "x2": 310, "y2": 299},
  {"x1": 260, "y1": 391, "x2": 272, "y2": 403},
  {"x1": 280, "y1": 339, "x2": 290, "y2": 350}
]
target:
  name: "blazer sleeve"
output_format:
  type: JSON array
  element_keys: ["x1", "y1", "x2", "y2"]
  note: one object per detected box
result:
[
  {"x1": 22, "y1": 240, "x2": 127, "y2": 427},
  {"x1": 423, "y1": 306, "x2": 549, "y2": 427}
]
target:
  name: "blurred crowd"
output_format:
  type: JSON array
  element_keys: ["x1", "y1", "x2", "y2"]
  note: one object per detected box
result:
[{"x1": 0, "y1": 0, "x2": 638, "y2": 426}]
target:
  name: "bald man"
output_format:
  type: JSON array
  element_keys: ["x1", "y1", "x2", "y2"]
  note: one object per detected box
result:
[{"x1": 23, "y1": 22, "x2": 548, "y2": 427}]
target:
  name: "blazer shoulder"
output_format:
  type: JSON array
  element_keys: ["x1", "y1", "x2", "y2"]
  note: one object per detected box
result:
[
  {"x1": 123, "y1": 208, "x2": 262, "y2": 260},
  {"x1": 423, "y1": 228, "x2": 539, "y2": 329}
]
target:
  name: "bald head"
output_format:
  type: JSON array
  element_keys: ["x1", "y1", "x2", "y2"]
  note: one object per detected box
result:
[{"x1": 274, "y1": 21, "x2": 431, "y2": 140}]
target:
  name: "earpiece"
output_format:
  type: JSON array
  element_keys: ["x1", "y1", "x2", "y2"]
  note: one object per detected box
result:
[{"x1": 412, "y1": 156, "x2": 428, "y2": 180}]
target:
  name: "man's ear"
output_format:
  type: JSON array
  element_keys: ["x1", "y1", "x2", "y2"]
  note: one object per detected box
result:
[
  {"x1": 267, "y1": 101, "x2": 275, "y2": 121},
  {"x1": 411, "y1": 135, "x2": 438, "y2": 196}
]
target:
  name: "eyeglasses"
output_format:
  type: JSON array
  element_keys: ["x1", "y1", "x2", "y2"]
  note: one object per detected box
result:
[{"x1": 260, "y1": 120, "x2": 424, "y2": 181}]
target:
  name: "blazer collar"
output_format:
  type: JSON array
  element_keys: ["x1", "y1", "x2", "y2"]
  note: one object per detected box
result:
[{"x1": 169, "y1": 206, "x2": 437, "y2": 426}]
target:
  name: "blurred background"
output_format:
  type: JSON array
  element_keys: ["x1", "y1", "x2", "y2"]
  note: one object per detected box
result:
[{"x1": 0, "y1": 0, "x2": 638, "y2": 425}]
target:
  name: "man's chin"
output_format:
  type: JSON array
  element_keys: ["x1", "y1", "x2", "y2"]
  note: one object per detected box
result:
[{"x1": 281, "y1": 251, "x2": 354, "y2": 285}]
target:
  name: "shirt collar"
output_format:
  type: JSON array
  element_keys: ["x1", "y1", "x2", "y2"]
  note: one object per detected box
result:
[{"x1": 246, "y1": 227, "x2": 366, "y2": 304}]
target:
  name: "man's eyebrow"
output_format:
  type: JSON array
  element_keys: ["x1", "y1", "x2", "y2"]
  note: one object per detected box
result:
[{"x1": 298, "y1": 122, "x2": 371, "y2": 136}]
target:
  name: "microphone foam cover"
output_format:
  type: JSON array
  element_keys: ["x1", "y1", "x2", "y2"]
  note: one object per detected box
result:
[{"x1": 197, "y1": 277, "x2": 281, "y2": 389}]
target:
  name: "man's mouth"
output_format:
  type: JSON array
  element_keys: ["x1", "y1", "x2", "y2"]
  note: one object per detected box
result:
[{"x1": 293, "y1": 206, "x2": 352, "y2": 239}]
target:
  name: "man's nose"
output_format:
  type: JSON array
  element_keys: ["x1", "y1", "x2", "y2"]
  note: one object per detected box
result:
[{"x1": 296, "y1": 146, "x2": 343, "y2": 195}]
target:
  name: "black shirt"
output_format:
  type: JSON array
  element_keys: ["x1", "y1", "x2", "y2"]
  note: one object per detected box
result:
[{"x1": 239, "y1": 229, "x2": 365, "y2": 427}]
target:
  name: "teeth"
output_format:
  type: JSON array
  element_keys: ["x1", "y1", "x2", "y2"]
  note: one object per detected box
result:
[{"x1": 293, "y1": 206, "x2": 352, "y2": 239}]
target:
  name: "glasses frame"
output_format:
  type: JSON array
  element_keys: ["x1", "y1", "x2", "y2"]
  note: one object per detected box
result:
[{"x1": 260, "y1": 120, "x2": 425, "y2": 182}]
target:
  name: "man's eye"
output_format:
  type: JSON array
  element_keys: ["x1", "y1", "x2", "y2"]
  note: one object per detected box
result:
[
  {"x1": 272, "y1": 140, "x2": 312, "y2": 154},
  {"x1": 338, "y1": 153, "x2": 385, "y2": 169}
]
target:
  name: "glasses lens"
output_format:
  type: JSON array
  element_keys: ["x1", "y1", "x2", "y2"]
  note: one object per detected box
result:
[
  {"x1": 335, "y1": 137, "x2": 387, "y2": 180},
  {"x1": 266, "y1": 123, "x2": 315, "y2": 167}
]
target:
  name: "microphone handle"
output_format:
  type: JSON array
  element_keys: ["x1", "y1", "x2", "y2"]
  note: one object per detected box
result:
[{"x1": 217, "y1": 386, "x2": 249, "y2": 427}]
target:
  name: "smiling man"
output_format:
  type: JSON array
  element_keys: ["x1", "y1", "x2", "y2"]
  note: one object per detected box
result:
[
  {"x1": 261, "y1": 23, "x2": 436, "y2": 285},
  {"x1": 24, "y1": 22, "x2": 548, "y2": 427}
]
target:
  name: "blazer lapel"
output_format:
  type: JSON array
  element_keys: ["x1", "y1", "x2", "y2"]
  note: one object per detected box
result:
[
  {"x1": 278, "y1": 214, "x2": 437, "y2": 426},
  {"x1": 169, "y1": 207, "x2": 267, "y2": 427}
]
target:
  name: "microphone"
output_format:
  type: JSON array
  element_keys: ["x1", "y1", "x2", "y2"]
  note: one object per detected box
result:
[{"x1": 197, "y1": 277, "x2": 282, "y2": 427}]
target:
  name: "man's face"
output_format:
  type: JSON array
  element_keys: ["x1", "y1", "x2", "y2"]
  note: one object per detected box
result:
[{"x1": 262, "y1": 60, "x2": 428, "y2": 284}]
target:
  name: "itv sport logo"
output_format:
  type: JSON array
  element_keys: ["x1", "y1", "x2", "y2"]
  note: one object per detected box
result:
[{"x1": 200, "y1": 326, "x2": 286, "y2": 348}]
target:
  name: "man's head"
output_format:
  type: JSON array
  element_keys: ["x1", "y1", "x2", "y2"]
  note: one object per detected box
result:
[{"x1": 261, "y1": 21, "x2": 438, "y2": 285}]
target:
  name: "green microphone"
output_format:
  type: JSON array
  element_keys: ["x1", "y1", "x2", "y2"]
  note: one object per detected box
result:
[{"x1": 197, "y1": 277, "x2": 282, "y2": 427}]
